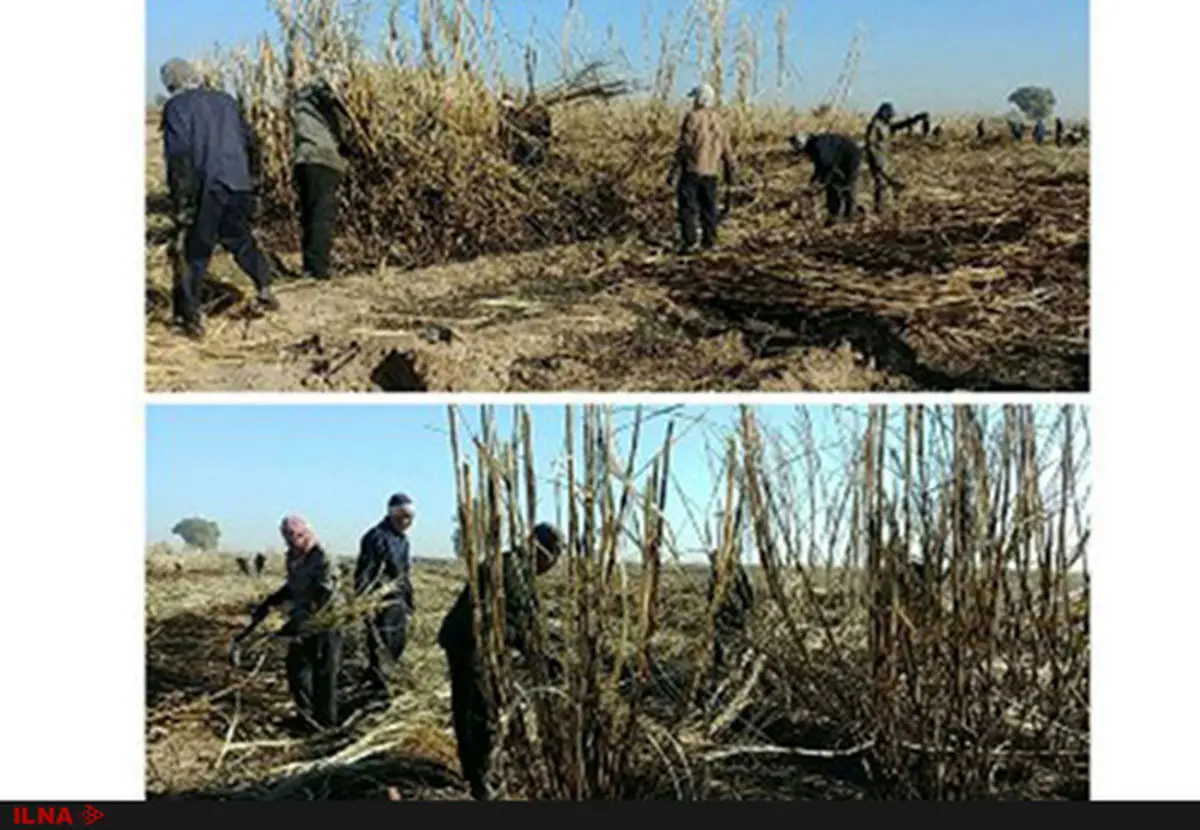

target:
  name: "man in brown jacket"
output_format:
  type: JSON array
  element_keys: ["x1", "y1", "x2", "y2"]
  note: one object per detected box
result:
[{"x1": 667, "y1": 84, "x2": 737, "y2": 253}]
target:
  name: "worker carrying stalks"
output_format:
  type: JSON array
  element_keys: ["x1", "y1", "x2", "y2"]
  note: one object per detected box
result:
[
  {"x1": 667, "y1": 84, "x2": 737, "y2": 254},
  {"x1": 437, "y1": 522, "x2": 565, "y2": 801},
  {"x1": 159, "y1": 58, "x2": 279, "y2": 340},
  {"x1": 864, "y1": 102, "x2": 907, "y2": 214},
  {"x1": 230, "y1": 515, "x2": 342, "y2": 730}
]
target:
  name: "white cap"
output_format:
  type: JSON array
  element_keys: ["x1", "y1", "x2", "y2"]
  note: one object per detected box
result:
[{"x1": 688, "y1": 83, "x2": 716, "y2": 108}]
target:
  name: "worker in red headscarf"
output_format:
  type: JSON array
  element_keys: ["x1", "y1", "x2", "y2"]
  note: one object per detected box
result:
[{"x1": 230, "y1": 515, "x2": 343, "y2": 729}]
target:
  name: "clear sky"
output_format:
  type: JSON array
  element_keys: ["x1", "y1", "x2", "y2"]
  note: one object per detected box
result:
[
  {"x1": 147, "y1": 404, "x2": 1086, "y2": 564},
  {"x1": 145, "y1": 403, "x2": 867, "y2": 560},
  {"x1": 146, "y1": 0, "x2": 1089, "y2": 118}
]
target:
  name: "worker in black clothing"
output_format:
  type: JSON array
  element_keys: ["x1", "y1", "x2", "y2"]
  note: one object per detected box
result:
[
  {"x1": 706, "y1": 557, "x2": 755, "y2": 675},
  {"x1": 230, "y1": 516, "x2": 342, "y2": 729},
  {"x1": 790, "y1": 132, "x2": 864, "y2": 225},
  {"x1": 355, "y1": 493, "x2": 417, "y2": 698},
  {"x1": 499, "y1": 92, "x2": 553, "y2": 168},
  {"x1": 159, "y1": 58, "x2": 279, "y2": 339},
  {"x1": 437, "y1": 522, "x2": 565, "y2": 800}
]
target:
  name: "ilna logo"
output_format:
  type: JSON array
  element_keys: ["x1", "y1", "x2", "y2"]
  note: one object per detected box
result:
[{"x1": 11, "y1": 806, "x2": 103, "y2": 826}]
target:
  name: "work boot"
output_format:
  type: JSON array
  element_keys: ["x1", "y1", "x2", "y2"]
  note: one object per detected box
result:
[
  {"x1": 181, "y1": 317, "x2": 205, "y2": 341},
  {"x1": 253, "y1": 291, "x2": 281, "y2": 314}
]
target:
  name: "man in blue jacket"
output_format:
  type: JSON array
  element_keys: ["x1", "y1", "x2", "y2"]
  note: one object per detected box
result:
[
  {"x1": 355, "y1": 493, "x2": 417, "y2": 697},
  {"x1": 159, "y1": 59, "x2": 279, "y2": 339}
]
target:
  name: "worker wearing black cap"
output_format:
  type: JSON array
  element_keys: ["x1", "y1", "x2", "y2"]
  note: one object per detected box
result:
[
  {"x1": 437, "y1": 522, "x2": 565, "y2": 800},
  {"x1": 355, "y1": 493, "x2": 416, "y2": 697}
]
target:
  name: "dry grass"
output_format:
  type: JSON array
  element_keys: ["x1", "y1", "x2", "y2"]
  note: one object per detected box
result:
[
  {"x1": 144, "y1": 1, "x2": 1089, "y2": 393},
  {"x1": 147, "y1": 404, "x2": 1089, "y2": 801}
]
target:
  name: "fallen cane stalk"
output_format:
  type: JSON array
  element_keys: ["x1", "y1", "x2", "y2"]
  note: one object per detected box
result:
[{"x1": 701, "y1": 738, "x2": 878, "y2": 763}]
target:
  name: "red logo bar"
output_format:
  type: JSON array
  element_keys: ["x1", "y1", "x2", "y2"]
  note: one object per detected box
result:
[{"x1": 10, "y1": 806, "x2": 102, "y2": 826}]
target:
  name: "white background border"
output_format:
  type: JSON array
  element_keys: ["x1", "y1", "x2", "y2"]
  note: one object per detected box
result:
[{"x1": 2, "y1": 0, "x2": 1199, "y2": 801}]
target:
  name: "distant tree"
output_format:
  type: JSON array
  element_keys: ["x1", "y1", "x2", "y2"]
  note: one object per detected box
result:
[
  {"x1": 1007, "y1": 86, "x2": 1057, "y2": 121},
  {"x1": 171, "y1": 517, "x2": 221, "y2": 551},
  {"x1": 153, "y1": 93, "x2": 167, "y2": 108}
]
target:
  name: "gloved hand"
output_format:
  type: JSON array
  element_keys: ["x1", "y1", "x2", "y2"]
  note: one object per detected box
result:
[{"x1": 249, "y1": 191, "x2": 263, "y2": 222}]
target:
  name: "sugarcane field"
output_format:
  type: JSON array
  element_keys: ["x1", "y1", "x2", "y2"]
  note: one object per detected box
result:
[
  {"x1": 144, "y1": 0, "x2": 1089, "y2": 393},
  {"x1": 146, "y1": 404, "x2": 1090, "y2": 801}
]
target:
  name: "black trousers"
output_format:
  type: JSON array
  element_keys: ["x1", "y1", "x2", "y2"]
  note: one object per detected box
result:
[
  {"x1": 821, "y1": 170, "x2": 859, "y2": 222},
  {"x1": 677, "y1": 172, "x2": 720, "y2": 250},
  {"x1": 866, "y1": 151, "x2": 898, "y2": 213},
  {"x1": 178, "y1": 185, "x2": 271, "y2": 324},
  {"x1": 446, "y1": 647, "x2": 492, "y2": 800},
  {"x1": 295, "y1": 163, "x2": 342, "y2": 278},
  {"x1": 365, "y1": 599, "x2": 409, "y2": 693},
  {"x1": 285, "y1": 630, "x2": 343, "y2": 728}
]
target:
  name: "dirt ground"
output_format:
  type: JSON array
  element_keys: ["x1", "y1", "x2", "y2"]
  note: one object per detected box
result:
[
  {"x1": 147, "y1": 553, "x2": 852, "y2": 801},
  {"x1": 144, "y1": 121, "x2": 1089, "y2": 393}
]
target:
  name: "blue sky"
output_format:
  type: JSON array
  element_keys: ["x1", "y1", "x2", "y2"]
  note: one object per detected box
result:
[
  {"x1": 146, "y1": 0, "x2": 1089, "y2": 117},
  {"x1": 145, "y1": 404, "x2": 867, "y2": 559},
  {"x1": 147, "y1": 404, "x2": 1086, "y2": 564}
]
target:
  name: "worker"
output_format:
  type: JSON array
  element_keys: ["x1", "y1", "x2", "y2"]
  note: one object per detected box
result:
[
  {"x1": 499, "y1": 92, "x2": 553, "y2": 168},
  {"x1": 437, "y1": 523, "x2": 564, "y2": 800},
  {"x1": 355, "y1": 493, "x2": 417, "y2": 699},
  {"x1": 230, "y1": 516, "x2": 342, "y2": 729},
  {"x1": 667, "y1": 84, "x2": 737, "y2": 253},
  {"x1": 159, "y1": 58, "x2": 279, "y2": 340},
  {"x1": 864, "y1": 102, "x2": 906, "y2": 214},
  {"x1": 293, "y1": 72, "x2": 355, "y2": 280},
  {"x1": 707, "y1": 557, "x2": 755, "y2": 675},
  {"x1": 790, "y1": 132, "x2": 864, "y2": 225}
]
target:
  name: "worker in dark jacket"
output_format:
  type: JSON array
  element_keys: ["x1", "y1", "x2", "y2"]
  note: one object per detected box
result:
[
  {"x1": 160, "y1": 59, "x2": 278, "y2": 339},
  {"x1": 230, "y1": 516, "x2": 342, "y2": 729},
  {"x1": 438, "y1": 522, "x2": 564, "y2": 800},
  {"x1": 1054, "y1": 117, "x2": 1065, "y2": 147},
  {"x1": 706, "y1": 557, "x2": 755, "y2": 674},
  {"x1": 355, "y1": 493, "x2": 416, "y2": 697},
  {"x1": 499, "y1": 92, "x2": 553, "y2": 168},
  {"x1": 790, "y1": 132, "x2": 863, "y2": 225},
  {"x1": 1033, "y1": 119, "x2": 1048, "y2": 146},
  {"x1": 864, "y1": 102, "x2": 905, "y2": 214},
  {"x1": 293, "y1": 75, "x2": 354, "y2": 280}
]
